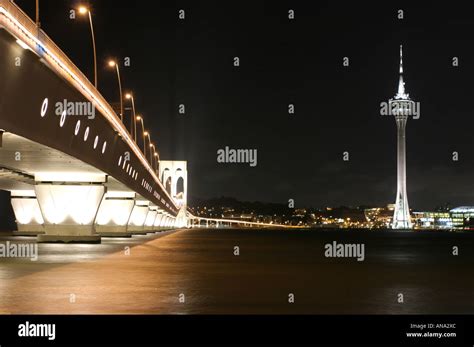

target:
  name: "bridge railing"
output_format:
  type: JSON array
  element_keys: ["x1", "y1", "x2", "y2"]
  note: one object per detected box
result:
[{"x1": 0, "y1": 0, "x2": 178, "y2": 212}]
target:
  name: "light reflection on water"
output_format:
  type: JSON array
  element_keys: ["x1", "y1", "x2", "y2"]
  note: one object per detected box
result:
[
  {"x1": 0, "y1": 228, "x2": 472, "y2": 314},
  {"x1": 0, "y1": 232, "x2": 170, "y2": 265}
]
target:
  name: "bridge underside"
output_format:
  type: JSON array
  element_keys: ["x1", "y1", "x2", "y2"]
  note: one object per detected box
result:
[
  {"x1": 0, "y1": 132, "x2": 179, "y2": 242},
  {"x1": 0, "y1": 20, "x2": 184, "y2": 242}
]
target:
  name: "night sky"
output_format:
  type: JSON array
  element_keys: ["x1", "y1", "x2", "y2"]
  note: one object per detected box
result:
[{"x1": 12, "y1": 0, "x2": 474, "y2": 210}]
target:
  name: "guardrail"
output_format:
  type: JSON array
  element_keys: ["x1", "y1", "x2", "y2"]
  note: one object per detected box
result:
[{"x1": 0, "y1": 0, "x2": 178, "y2": 212}]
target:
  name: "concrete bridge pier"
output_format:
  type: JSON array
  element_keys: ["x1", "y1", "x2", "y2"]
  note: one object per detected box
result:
[
  {"x1": 11, "y1": 190, "x2": 45, "y2": 236},
  {"x1": 153, "y1": 211, "x2": 164, "y2": 232},
  {"x1": 157, "y1": 213, "x2": 165, "y2": 229},
  {"x1": 144, "y1": 206, "x2": 158, "y2": 233},
  {"x1": 127, "y1": 200, "x2": 149, "y2": 235},
  {"x1": 169, "y1": 216, "x2": 176, "y2": 228},
  {"x1": 34, "y1": 173, "x2": 106, "y2": 243},
  {"x1": 160, "y1": 214, "x2": 170, "y2": 229},
  {"x1": 163, "y1": 213, "x2": 171, "y2": 229},
  {"x1": 161, "y1": 214, "x2": 175, "y2": 229},
  {"x1": 95, "y1": 191, "x2": 135, "y2": 237},
  {"x1": 174, "y1": 206, "x2": 188, "y2": 228}
]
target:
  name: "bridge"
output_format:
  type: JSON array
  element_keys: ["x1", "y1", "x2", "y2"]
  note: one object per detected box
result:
[
  {"x1": 189, "y1": 216, "x2": 298, "y2": 229},
  {"x1": 0, "y1": 0, "x2": 288, "y2": 243}
]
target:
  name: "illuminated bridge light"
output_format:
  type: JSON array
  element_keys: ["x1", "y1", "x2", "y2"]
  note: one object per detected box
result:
[
  {"x1": 59, "y1": 110, "x2": 67, "y2": 127},
  {"x1": 40, "y1": 97, "x2": 48, "y2": 117},
  {"x1": 74, "y1": 120, "x2": 81, "y2": 135}
]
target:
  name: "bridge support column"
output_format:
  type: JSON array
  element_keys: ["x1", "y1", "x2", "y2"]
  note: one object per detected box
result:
[
  {"x1": 95, "y1": 191, "x2": 135, "y2": 237},
  {"x1": 160, "y1": 214, "x2": 170, "y2": 229},
  {"x1": 34, "y1": 174, "x2": 106, "y2": 243},
  {"x1": 153, "y1": 212, "x2": 164, "y2": 232},
  {"x1": 127, "y1": 200, "x2": 149, "y2": 234},
  {"x1": 144, "y1": 206, "x2": 158, "y2": 233},
  {"x1": 158, "y1": 215, "x2": 165, "y2": 228},
  {"x1": 169, "y1": 217, "x2": 176, "y2": 228},
  {"x1": 174, "y1": 206, "x2": 188, "y2": 228},
  {"x1": 161, "y1": 215, "x2": 169, "y2": 228},
  {"x1": 11, "y1": 190, "x2": 45, "y2": 236}
]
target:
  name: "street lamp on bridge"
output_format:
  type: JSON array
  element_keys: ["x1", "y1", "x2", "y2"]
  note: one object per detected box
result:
[
  {"x1": 145, "y1": 134, "x2": 154, "y2": 164},
  {"x1": 78, "y1": 6, "x2": 98, "y2": 89},
  {"x1": 35, "y1": 0, "x2": 40, "y2": 27},
  {"x1": 108, "y1": 60, "x2": 123, "y2": 121},
  {"x1": 149, "y1": 144, "x2": 160, "y2": 174},
  {"x1": 150, "y1": 144, "x2": 160, "y2": 173},
  {"x1": 125, "y1": 93, "x2": 137, "y2": 142},
  {"x1": 142, "y1": 129, "x2": 149, "y2": 161},
  {"x1": 136, "y1": 115, "x2": 149, "y2": 160}
]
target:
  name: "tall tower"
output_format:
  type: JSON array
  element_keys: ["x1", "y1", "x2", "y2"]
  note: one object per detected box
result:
[{"x1": 391, "y1": 45, "x2": 413, "y2": 229}]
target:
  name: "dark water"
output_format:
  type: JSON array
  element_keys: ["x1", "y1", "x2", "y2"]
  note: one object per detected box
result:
[{"x1": 0, "y1": 228, "x2": 473, "y2": 314}]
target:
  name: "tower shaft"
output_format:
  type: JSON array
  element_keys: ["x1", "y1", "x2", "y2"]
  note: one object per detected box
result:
[{"x1": 392, "y1": 113, "x2": 412, "y2": 228}]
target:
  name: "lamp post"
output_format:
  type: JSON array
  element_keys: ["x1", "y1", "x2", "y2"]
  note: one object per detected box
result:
[
  {"x1": 78, "y1": 6, "x2": 97, "y2": 88},
  {"x1": 154, "y1": 152, "x2": 160, "y2": 174},
  {"x1": 108, "y1": 60, "x2": 123, "y2": 121},
  {"x1": 136, "y1": 115, "x2": 147, "y2": 159},
  {"x1": 149, "y1": 143, "x2": 160, "y2": 173},
  {"x1": 150, "y1": 143, "x2": 159, "y2": 172},
  {"x1": 145, "y1": 133, "x2": 154, "y2": 165},
  {"x1": 143, "y1": 131, "x2": 153, "y2": 162},
  {"x1": 35, "y1": 0, "x2": 40, "y2": 27},
  {"x1": 142, "y1": 130, "x2": 149, "y2": 162},
  {"x1": 146, "y1": 135, "x2": 154, "y2": 164},
  {"x1": 125, "y1": 93, "x2": 137, "y2": 142}
]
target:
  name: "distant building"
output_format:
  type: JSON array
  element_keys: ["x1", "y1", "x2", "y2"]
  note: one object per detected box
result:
[
  {"x1": 412, "y1": 211, "x2": 452, "y2": 229},
  {"x1": 449, "y1": 207, "x2": 474, "y2": 230},
  {"x1": 412, "y1": 206, "x2": 474, "y2": 230}
]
